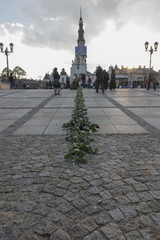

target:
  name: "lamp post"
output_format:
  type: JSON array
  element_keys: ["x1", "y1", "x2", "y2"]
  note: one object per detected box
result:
[
  {"x1": 0, "y1": 42, "x2": 14, "y2": 81},
  {"x1": 145, "y1": 41, "x2": 158, "y2": 69}
]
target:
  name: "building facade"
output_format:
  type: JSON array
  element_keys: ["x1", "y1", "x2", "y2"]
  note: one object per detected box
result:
[
  {"x1": 112, "y1": 65, "x2": 160, "y2": 88},
  {"x1": 70, "y1": 10, "x2": 87, "y2": 81}
]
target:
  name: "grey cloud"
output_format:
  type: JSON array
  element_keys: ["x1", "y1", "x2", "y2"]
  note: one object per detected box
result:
[{"x1": 1, "y1": 0, "x2": 160, "y2": 50}]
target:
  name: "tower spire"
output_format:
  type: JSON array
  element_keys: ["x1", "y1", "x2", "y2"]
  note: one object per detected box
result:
[
  {"x1": 80, "y1": 7, "x2": 82, "y2": 19},
  {"x1": 77, "y1": 8, "x2": 85, "y2": 46}
]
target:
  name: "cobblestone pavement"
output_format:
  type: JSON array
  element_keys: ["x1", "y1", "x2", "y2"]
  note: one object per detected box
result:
[{"x1": 0, "y1": 89, "x2": 160, "y2": 240}]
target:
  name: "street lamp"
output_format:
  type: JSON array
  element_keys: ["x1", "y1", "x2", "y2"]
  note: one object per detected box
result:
[
  {"x1": 0, "y1": 42, "x2": 14, "y2": 81},
  {"x1": 145, "y1": 41, "x2": 158, "y2": 69}
]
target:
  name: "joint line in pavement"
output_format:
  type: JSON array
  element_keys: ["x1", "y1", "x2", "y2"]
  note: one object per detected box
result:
[
  {"x1": 104, "y1": 94, "x2": 160, "y2": 136},
  {"x1": 1, "y1": 93, "x2": 56, "y2": 134}
]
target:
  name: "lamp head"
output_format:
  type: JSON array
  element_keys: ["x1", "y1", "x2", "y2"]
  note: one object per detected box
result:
[
  {"x1": 10, "y1": 43, "x2": 14, "y2": 52},
  {"x1": 145, "y1": 41, "x2": 149, "y2": 51},
  {"x1": 154, "y1": 41, "x2": 158, "y2": 51},
  {"x1": 0, "y1": 42, "x2": 4, "y2": 51}
]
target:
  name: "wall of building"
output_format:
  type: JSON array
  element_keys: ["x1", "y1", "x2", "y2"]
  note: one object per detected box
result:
[
  {"x1": 70, "y1": 55, "x2": 87, "y2": 82},
  {"x1": 0, "y1": 81, "x2": 10, "y2": 90},
  {"x1": 114, "y1": 65, "x2": 160, "y2": 88}
]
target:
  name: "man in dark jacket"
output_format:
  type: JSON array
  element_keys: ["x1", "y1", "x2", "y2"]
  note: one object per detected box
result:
[
  {"x1": 148, "y1": 70, "x2": 157, "y2": 91},
  {"x1": 9, "y1": 73, "x2": 14, "y2": 89},
  {"x1": 104, "y1": 70, "x2": 109, "y2": 90},
  {"x1": 96, "y1": 66, "x2": 104, "y2": 93},
  {"x1": 66, "y1": 76, "x2": 70, "y2": 89}
]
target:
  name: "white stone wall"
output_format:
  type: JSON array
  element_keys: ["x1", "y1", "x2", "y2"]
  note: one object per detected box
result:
[
  {"x1": 70, "y1": 55, "x2": 87, "y2": 81},
  {"x1": 60, "y1": 75, "x2": 67, "y2": 84}
]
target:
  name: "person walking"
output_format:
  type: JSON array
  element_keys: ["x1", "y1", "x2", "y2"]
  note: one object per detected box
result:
[
  {"x1": 9, "y1": 73, "x2": 14, "y2": 89},
  {"x1": 14, "y1": 78, "x2": 17, "y2": 89},
  {"x1": 53, "y1": 67, "x2": 61, "y2": 95},
  {"x1": 147, "y1": 70, "x2": 157, "y2": 91},
  {"x1": 144, "y1": 73, "x2": 149, "y2": 88},
  {"x1": 104, "y1": 70, "x2": 109, "y2": 90},
  {"x1": 66, "y1": 76, "x2": 70, "y2": 89},
  {"x1": 81, "y1": 74, "x2": 86, "y2": 88},
  {"x1": 109, "y1": 67, "x2": 116, "y2": 90},
  {"x1": 132, "y1": 74, "x2": 137, "y2": 88},
  {"x1": 49, "y1": 80, "x2": 52, "y2": 89},
  {"x1": 96, "y1": 66, "x2": 104, "y2": 93},
  {"x1": 87, "y1": 76, "x2": 92, "y2": 89}
]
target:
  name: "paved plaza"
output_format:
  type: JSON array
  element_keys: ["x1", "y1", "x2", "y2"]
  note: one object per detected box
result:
[{"x1": 0, "y1": 88, "x2": 160, "y2": 239}]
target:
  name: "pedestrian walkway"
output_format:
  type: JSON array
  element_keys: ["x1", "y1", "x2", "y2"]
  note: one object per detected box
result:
[
  {"x1": 0, "y1": 88, "x2": 160, "y2": 239},
  {"x1": 0, "y1": 88, "x2": 160, "y2": 135}
]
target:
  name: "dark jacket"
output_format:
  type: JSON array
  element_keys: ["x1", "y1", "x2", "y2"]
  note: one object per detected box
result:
[
  {"x1": 53, "y1": 70, "x2": 60, "y2": 87},
  {"x1": 149, "y1": 71, "x2": 157, "y2": 82},
  {"x1": 53, "y1": 72, "x2": 60, "y2": 80},
  {"x1": 96, "y1": 67, "x2": 104, "y2": 82},
  {"x1": 104, "y1": 70, "x2": 109, "y2": 89},
  {"x1": 9, "y1": 75, "x2": 14, "y2": 83},
  {"x1": 110, "y1": 68, "x2": 116, "y2": 90}
]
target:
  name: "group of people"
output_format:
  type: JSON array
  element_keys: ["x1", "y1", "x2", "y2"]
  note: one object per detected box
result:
[
  {"x1": 72, "y1": 66, "x2": 115, "y2": 93},
  {"x1": 9, "y1": 67, "x2": 158, "y2": 93},
  {"x1": 76, "y1": 74, "x2": 92, "y2": 89},
  {"x1": 51, "y1": 68, "x2": 71, "y2": 94},
  {"x1": 52, "y1": 66, "x2": 115, "y2": 94},
  {"x1": 70, "y1": 74, "x2": 92, "y2": 89},
  {"x1": 94, "y1": 66, "x2": 115, "y2": 93}
]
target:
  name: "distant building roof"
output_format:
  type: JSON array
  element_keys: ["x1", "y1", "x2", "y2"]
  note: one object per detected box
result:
[
  {"x1": 43, "y1": 73, "x2": 50, "y2": 81},
  {"x1": 86, "y1": 71, "x2": 95, "y2": 76}
]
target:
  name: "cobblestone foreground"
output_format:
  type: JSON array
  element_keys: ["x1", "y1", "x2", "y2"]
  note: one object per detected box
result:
[{"x1": 0, "y1": 133, "x2": 160, "y2": 240}]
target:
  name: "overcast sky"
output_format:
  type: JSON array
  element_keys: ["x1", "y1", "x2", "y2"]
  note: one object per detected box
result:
[{"x1": 0, "y1": 0, "x2": 160, "y2": 79}]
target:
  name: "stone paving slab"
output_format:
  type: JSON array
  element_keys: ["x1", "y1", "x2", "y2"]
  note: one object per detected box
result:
[
  {"x1": 0, "y1": 88, "x2": 160, "y2": 239},
  {"x1": 1, "y1": 88, "x2": 159, "y2": 135}
]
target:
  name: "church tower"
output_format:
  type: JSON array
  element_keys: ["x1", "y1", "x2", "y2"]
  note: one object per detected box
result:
[{"x1": 70, "y1": 9, "x2": 87, "y2": 81}]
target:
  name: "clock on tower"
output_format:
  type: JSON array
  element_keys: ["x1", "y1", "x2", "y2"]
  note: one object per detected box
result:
[{"x1": 75, "y1": 46, "x2": 87, "y2": 56}]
